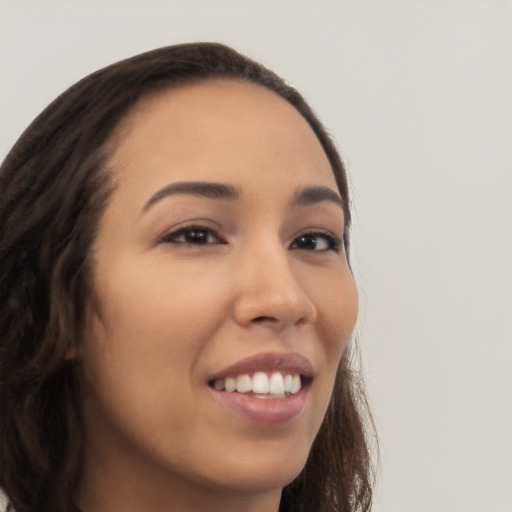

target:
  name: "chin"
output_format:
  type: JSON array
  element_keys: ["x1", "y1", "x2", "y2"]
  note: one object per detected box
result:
[
  {"x1": 203, "y1": 469, "x2": 302, "y2": 497},
  {"x1": 196, "y1": 443, "x2": 310, "y2": 496}
]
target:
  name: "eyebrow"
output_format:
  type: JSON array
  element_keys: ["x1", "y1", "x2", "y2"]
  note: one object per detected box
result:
[
  {"x1": 143, "y1": 181, "x2": 344, "y2": 213},
  {"x1": 143, "y1": 181, "x2": 240, "y2": 211},
  {"x1": 291, "y1": 186, "x2": 344, "y2": 209}
]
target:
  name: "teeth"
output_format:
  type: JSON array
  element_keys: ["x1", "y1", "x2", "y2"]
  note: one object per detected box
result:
[
  {"x1": 213, "y1": 379, "x2": 225, "y2": 391},
  {"x1": 269, "y1": 373, "x2": 284, "y2": 394},
  {"x1": 290, "y1": 375, "x2": 302, "y2": 394},
  {"x1": 236, "y1": 374, "x2": 252, "y2": 393},
  {"x1": 283, "y1": 374, "x2": 293, "y2": 393},
  {"x1": 225, "y1": 377, "x2": 236, "y2": 393},
  {"x1": 212, "y1": 372, "x2": 302, "y2": 396},
  {"x1": 252, "y1": 372, "x2": 270, "y2": 394}
]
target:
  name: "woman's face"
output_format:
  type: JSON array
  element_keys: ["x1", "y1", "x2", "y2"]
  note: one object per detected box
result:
[{"x1": 76, "y1": 80, "x2": 358, "y2": 507}]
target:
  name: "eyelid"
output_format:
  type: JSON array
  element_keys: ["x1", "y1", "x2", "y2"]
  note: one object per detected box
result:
[
  {"x1": 159, "y1": 221, "x2": 226, "y2": 245},
  {"x1": 290, "y1": 228, "x2": 344, "y2": 252},
  {"x1": 157, "y1": 221, "x2": 343, "y2": 252}
]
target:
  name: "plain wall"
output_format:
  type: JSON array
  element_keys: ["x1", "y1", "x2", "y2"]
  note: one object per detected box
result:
[{"x1": 1, "y1": 1, "x2": 511, "y2": 511}]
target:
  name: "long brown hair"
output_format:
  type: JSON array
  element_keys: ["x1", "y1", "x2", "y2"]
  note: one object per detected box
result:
[{"x1": 0, "y1": 42, "x2": 375, "y2": 512}]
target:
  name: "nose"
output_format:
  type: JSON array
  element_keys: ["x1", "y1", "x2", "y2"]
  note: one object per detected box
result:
[{"x1": 232, "y1": 240, "x2": 317, "y2": 330}]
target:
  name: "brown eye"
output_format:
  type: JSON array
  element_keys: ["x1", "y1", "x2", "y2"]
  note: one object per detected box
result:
[
  {"x1": 161, "y1": 226, "x2": 224, "y2": 245},
  {"x1": 290, "y1": 231, "x2": 342, "y2": 252}
]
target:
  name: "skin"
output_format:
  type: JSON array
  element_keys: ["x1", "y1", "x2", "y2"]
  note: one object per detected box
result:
[{"x1": 73, "y1": 79, "x2": 358, "y2": 512}]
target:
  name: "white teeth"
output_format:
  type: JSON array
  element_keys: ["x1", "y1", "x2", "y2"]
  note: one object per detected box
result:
[
  {"x1": 212, "y1": 372, "x2": 302, "y2": 396},
  {"x1": 283, "y1": 374, "x2": 293, "y2": 393},
  {"x1": 225, "y1": 376, "x2": 236, "y2": 393},
  {"x1": 252, "y1": 372, "x2": 270, "y2": 394},
  {"x1": 269, "y1": 373, "x2": 285, "y2": 394},
  {"x1": 290, "y1": 375, "x2": 302, "y2": 394},
  {"x1": 236, "y1": 374, "x2": 252, "y2": 393}
]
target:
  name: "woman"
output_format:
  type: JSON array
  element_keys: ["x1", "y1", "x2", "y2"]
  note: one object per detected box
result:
[{"x1": 0, "y1": 43, "x2": 375, "y2": 512}]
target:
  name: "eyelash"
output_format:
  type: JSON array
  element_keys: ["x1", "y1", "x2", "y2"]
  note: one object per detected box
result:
[
  {"x1": 161, "y1": 224, "x2": 343, "y2": 253},
  {"x1": 160, "y1": 224, "x2": 226, "y2": 245},
  {"x1": 290, "y1": 229, "x2": 343, "y2": 253}
]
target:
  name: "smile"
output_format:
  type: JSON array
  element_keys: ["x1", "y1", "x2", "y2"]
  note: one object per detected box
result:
[
  {"x1": 211, "y1": 371, "x2": 302, "y2": 398},
  {"x1": 207, "y1": 352, "x2": 313, "y2": 424}
]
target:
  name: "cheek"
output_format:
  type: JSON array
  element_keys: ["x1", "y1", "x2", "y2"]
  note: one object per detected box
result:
[
  {"x1": 304, "y1": 266, "x2": 358, "y2": 421},
  {"x1": 95, "y1": 255, "x2": 227, "y2": 340},
  {"x1": 311, "y1": 269, "x2": 358, "y2": 421},
  {"x1": 314, "y1": 267, "x2": 358, "y2": 360},
  {"x1": 81, "y1": 258, "x2": 231, "y2": 399},
  {"x1": 78, "y1": 264, "x2": 231, "y2": 448}
]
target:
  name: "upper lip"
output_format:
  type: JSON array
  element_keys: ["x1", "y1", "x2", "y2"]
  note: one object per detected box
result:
[{"x1": 207, "y1": 352, "x2": 314, "y2": 382}]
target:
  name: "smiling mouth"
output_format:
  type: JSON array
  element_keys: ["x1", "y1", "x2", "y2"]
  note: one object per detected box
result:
[
  {"x1": 207, "y1": 353, "x2": 313, "y2": 424},
  {"x1": 208, "y1": 372, "x2": 309, "y2": 399}
]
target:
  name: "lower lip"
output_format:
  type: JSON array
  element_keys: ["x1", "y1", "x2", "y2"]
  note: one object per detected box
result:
[{"x1": 209, "y1": 386, "x2": 309, "y2": 425}]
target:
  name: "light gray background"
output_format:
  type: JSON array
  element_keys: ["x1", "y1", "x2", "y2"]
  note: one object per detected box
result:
[{"x1": 1, "y1": 1, "x2": 511, "y2": 511}]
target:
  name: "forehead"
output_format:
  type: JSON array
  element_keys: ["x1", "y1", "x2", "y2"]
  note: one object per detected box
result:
[{"x1": 107, "y1": 79, "x2": 337, "y2": 203}]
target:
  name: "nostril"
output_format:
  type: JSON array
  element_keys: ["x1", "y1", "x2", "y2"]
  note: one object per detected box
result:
[{"x1": 252, "y1": 316, "x2": 276, "y2": 323}]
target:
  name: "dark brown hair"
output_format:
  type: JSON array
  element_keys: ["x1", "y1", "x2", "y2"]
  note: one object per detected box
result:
[{"x1": 0, "y1": 42, "x2": 375, "y2": 512}]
